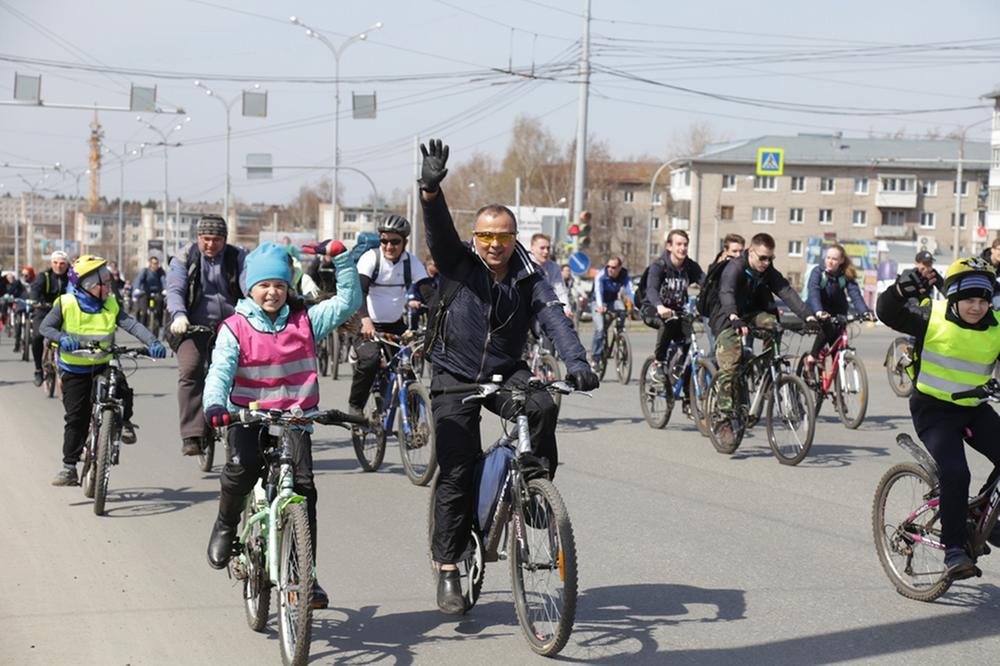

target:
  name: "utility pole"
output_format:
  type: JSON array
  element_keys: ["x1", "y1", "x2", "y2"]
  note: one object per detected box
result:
[{"x1": 571, "y1": 0, "x2": 591, "y2": 229}]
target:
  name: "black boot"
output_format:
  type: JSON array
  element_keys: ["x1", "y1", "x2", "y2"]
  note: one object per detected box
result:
[
  {"x1": 207, "y1": 492, "x2": 243, "y2": 570},
  {"x1": 436, "y1": 568, "x2": 466, "y2": 615}
]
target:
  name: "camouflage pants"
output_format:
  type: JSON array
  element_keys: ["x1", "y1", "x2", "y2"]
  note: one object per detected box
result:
[{"x1": 714, "y1": 312, "x2": 777, "y2": 415}]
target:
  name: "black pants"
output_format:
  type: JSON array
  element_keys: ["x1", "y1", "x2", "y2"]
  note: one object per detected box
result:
[
  {"x1": 220, "y1": 425, "x2": 319, "y2": 556},
  {"x1": 654, "y1": 317, "x2": 692, "y2": 399},
  {"x1": 810, "y1": 319, "x2": 845, "y2": 358},
  {"x1": 31, "y1": 312, "x2": 45, "y2": 371},
  {"x1": 61, "y1": 368, "x2": 134, "y2": 465},
  {"x1": 430, "y1": 365, "x2": 558, "y2": 564},
  {"x1": 176, "y1": 331, "x2": 214, "y2": 440},
  {"x1": 348, "y1": 319, "x2": 407, "y2": 409},
  {"x1": 910, "y1": 391, "x2": 1000, "y2": 549}
]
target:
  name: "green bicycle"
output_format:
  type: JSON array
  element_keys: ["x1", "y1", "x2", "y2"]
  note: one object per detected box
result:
[{"x1": 227, "y1": 404, "x2": 366, "y2": 666}]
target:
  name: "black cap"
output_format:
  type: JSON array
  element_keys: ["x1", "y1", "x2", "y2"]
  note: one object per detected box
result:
[
  {"x1": 915, "y1": 250, "x2": 933, "y2": 264},
  {"x1": 196, "y1": 215, "x2": 228, "y2": 239}
]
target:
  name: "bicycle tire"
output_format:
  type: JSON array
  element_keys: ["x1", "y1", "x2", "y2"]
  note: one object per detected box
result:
[
  {"x1": 81, "y1": 418, "x2": 98, "y2": 499},
  {"x1": 615, "y1": 332, "x2": 632, "y2": 385},
  {"x1": 885, "y1": 337, "x2": 914, "y2": 398},
  {"x1": 706, "y1": 377, "x2": 746, "y2": 454},
  {"x1": 331, "y1": 332, "x2": 342, "y2": 380},
  {"x1": 639, "y1": 356, "x2": 672, "y2": 429},
  {"x1": 352, "y1": 394, "x2": 387, "y2": 472},
  {"x1": 510, "y1": 477, "x2": 578, "y2": 657},
  {"x1": 316, "y1": 338, "x2": 329, "y2": 377},
  {"x1": 20, "y1": 330, "x2": 30, "y2": 362},
  {"x1": 93, "y1": 407, "x2": 116, "y2": 515},
  {"x1": 834, "y1": 352, "x2": 868, "y2": 430},
  {"x1": 199, "y1": 429, "x2": 218, "y2": 473},
  {"x1": 872, "y1": 463, "x2": 951, "y2": 602},
  {"x1": 399, "y1": 382, "x2": 437, "y2": 486},
  {"x1": 794, "y1": 353, "x2": 824, "y2": 416},
  {"x1": 277, "y1": 503, "x2": 313, "y2": 666},
  {"x1": 427, "y1": 476, "x2": 485, "y2": 610},
  {"x1": 689, "y1": 358, "x2": 716, "y2": 437},
  {"x1": 240, "y1": 497, "x2": 271, "y2": 632},
  {"x1": 765, "y1": 374, "x2": 816, "y2": 466},
  {"x1": 44, "y1": 362, "x2": 56, "y2": 398}
]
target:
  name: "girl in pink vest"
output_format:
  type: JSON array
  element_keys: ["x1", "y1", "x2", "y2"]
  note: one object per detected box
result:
[{"x1": 202, "y1": 240, "x2": 360, "y2": 609}]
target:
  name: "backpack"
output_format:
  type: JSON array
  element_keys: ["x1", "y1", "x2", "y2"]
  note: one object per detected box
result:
[
  {"x1": 369, "y1": 250, "x2": 412, "y2": 291},
  {"x1": 697, "y1": 257, "x2": 731, "y2": 317},
  {"x1": 800, "y1": 265, "x2": 847, "y2": 301},
  {"x1": 634, "y1": 258, "x2": 665, "y2": 328}
]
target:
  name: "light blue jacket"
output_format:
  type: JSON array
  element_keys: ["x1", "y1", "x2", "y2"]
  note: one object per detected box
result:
[{"x1": 203, "y1": 252, "x2": 360, "y2": 415}]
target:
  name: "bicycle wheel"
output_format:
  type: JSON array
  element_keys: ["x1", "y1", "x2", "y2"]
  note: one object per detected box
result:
[
  {"x1": 427, "y1": 477, "x2": 485, "y2": 610},
  {"x1": 794, "y1": 353, "x2": 824, "y2": 416},
  {"x1": 534, "y1": 354, "x2": 562, "y2": 413},
  {"x1": 765, "y1": 374, "x2": 816, "y2": 466},
  {"x1": 20, "y1": 329, "x2": 30, "y2": 362},
  {"x1": 705, "y1": 377, "x2": 746, "y2": 454},
  {"x1": 93, "y1": 407, "x2": 116, "y2": 515},
  {"x1": 316, "y1": 338, "x2": 329, "y2": 377},
  {"x1": 615, "y1": 333, "x2": 632, "y2": 385},
  {"x1": 199, "y1": 428, "x2": 219, "y2": 473},
  {"x1": 239, "y1": 498, "x2": 271, "y2": 632},
  {"x1": 639, "y1": 356, "x2": 672, "y2": 429},
  {"x1": 398, "y1": 383, "x2": 437, "y2": 486},
  {"x1": 44, "y1": 361, "x2": 56, "y2": 398},
  {"x1": 885, "y1": 337, "x2": 914, "y2": 398},
  {"x1": 352, "y1": 394, "x2": 387, "y2": 472},
  {"x1": 331, "y1": 333, "x2": 342, "y2": 380},
  {"x1": 872, "y1": 463, "x2": 951, "y2": 602},
  {"x1": 689, "y1": 358, "x2": 716, "y2": 437},
  {"x1": 81, "y1": 418, "x2": 98, "y2": 499},
  {"x1": 277, "y1": 503, "x2": 313, "y2": 666},
  {"x1": 834, "y1": 351, "x2": 868, "y2": 430},
  {"x1": 510, "y1": 477, "x2": 578, "y2": 657}
]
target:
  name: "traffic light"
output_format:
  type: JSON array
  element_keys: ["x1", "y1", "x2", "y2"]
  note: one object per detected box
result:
[
  {"x1": 568, "y1": 223, "x2": 580, "y2": 236},
  {"x1": 576, "y1": 211, "x2": 592, "y2": 249}
]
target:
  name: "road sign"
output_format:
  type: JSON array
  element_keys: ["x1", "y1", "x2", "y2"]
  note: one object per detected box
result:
[
  {"x1": 568, "y1": 251, "x2": 590, "y2": 275},
  {"x1": 978, "y1": 226, "x2": 988, "y2": 238},
  {"x1": 756, "y1": 147, "x2": 784, "y2": 176}
]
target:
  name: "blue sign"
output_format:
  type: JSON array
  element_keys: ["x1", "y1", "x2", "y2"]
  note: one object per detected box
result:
[{"x1": 568, "y1": 252, "x2": 590, "y2": 275}]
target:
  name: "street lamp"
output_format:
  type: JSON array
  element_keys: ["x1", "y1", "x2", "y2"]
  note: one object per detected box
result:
[
  {"x1": 951, "y1": 117, "x2": 992, "y2": 260},
  {"x1": 137, "y1": 115, "x2": 190, "y2": 255},
  {"x1": 647, "y1": 157, "x2": 687, "y2": 265},
  {"x1": 194, "y1": 80, "x2": 263, "y2": 223},
  {"x1": 103, "y1": 143, "x2": 146, "y2": 269},
  {"x1": 54, "y1": 163, "x2": 91, "y2": 251},
  {"x1": 15, "y1": 171, "x2": 51, "y2": 269},
  {"x1": 290, "y1": 15, "x2": 383, "y2": 239}
]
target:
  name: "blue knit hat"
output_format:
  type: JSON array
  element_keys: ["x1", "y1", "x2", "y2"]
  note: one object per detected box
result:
[{"x1": 245, "y1": 242, "x2": 292, "y2": 289}]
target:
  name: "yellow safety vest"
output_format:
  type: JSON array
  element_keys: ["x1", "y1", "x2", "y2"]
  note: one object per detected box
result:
[
  {"x1": 915, "y1": 300, "x2": 1000, "y2": 406},
  {"x1": 59, "y1": 293, "x2": 119, "y2": 367}
]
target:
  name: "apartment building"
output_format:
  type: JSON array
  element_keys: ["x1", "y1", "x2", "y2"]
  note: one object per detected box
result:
[
  {"x1": 0, "y1": 193, "x2": 85, "y2": 269},
  {"x1": 670, "y1": 134, "x2": 990, "y2": 287}
]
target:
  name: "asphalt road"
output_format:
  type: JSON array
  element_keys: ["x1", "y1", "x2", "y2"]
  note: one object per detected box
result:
[{"x1": 3, "y1": 323, "x2": 1000, "y2": 665}]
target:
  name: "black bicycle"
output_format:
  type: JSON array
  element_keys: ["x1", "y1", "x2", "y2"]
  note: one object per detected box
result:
[
  {"x1": 78, "y1": 343, "x2": 153, "y2": 515},
  {"x1": 594, "y1": 308, "x2": 632, "y2": 385},
  {"x1": 873, "y1": 379, "x2": 1000, "y2": 601},
  {"x1": 427, "y1": 377, "x2": 583, "y2": 656},
  {"x1": 185, "y1": 324, "x2": 223, "y2": 472}
]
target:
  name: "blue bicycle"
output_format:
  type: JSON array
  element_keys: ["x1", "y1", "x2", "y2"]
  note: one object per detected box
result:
[
  {"x1": 352, "y1": 332, "x2": 437, "y2": 485},
  {"x1": 638, "y1": 309, "x2": 716, "y2": 434}
]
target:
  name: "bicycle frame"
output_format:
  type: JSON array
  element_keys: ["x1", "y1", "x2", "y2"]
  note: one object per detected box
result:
[
  {"x1": 602, "y1": 310, "x2": 627, "y2": 358},
  {"x1": 662, "y1": 316, "x2": 708, "y2": 400},
  {"x1": 738, "y1": 331, "x2": 785, "y2": 424},
  {"x1": 373, "y1": 337, "x2": 421, "y2": 439}
]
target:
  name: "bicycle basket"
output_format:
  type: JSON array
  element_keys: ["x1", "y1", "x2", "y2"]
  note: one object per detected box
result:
[{"x1": 474, "y1": 444, "x2": 513, "y2": 535}]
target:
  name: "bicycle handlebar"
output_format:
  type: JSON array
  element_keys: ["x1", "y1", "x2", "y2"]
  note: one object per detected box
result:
[
  {"x1": 81, "y1": 341, "x2": 151, "y2": 357},
  {"x1": 440, "y1": 376, "x2": 585, "y2": 401},
  {"x1": 231, "y1": 405, "x2": 368, "y2": 427},
  {"x1": 951, "y1": 379, "x2": 1000, "y2": 402}
]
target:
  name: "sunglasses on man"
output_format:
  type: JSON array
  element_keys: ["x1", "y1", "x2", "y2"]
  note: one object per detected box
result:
[
  {"x1": 380, "y1": 238, "x2": 403, "y2": 246},
  {"x1": 473, "y1": 231, "x2": 516, "y2": 244}
]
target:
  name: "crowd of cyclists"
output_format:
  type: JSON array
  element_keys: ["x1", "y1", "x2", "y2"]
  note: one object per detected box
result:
[{"x1": 8, "y1": 137, "x2": 1000, "y2": 658}]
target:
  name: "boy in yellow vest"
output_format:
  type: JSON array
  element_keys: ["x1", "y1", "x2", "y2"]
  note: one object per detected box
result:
[
  {"x1": 877, "y1": 256, "x2": 1000, "y2": 578},
  {"x1": 40, "y1": 256, "x2": 165, "y2": 486}
]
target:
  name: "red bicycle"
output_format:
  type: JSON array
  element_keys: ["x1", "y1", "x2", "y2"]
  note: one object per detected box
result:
[{"x1": 794, "y1": 313, "x2": 871, "y2": 430}]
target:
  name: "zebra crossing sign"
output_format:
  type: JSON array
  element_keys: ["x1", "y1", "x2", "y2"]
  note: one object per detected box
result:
[{"x1": 756, "y1": 147, "x2": 784, "y2": 176}]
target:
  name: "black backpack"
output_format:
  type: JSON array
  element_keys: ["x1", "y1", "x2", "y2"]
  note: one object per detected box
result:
[
  {"x1": 634, "y1": 258, "x2": 666, "y2": 327},
  {"x1": 696, "y1": 257, "x2": 732, "y2": 317}
]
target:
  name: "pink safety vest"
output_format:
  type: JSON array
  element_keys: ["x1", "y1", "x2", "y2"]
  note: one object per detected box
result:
[{"x1": 224, "y1": 308, "x2": 320, "y2": 411}]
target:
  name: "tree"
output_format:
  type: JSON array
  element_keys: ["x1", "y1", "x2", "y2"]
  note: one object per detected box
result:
[
  {"x1": 667, "y1": 121, "x2": 721, "y2": 158},
  {"x1": 498, "y1": 115, "x2": 564, "y2": 206}
]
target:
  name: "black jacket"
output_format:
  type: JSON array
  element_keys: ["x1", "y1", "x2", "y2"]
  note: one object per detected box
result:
[
  {"x1": 709, "y1": 251, "x2": 812, "y2": 335},
  {"x1": 422, "y1": 190, "x2": 588, "y2": 382},
  {"x1": 645, "y1": 254, "x2": 703, "y2": 310},
  {"x1": 30, "y1": 268, "x2": 69, "y2": 306}
]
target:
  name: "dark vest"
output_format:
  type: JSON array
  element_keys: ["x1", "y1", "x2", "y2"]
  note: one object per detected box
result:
[{"x1": 184, "y1": 243, "x2": 242, "y2": 312}]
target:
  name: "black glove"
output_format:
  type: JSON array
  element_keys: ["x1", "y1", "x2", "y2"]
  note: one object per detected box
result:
[
  {"x1": 896, "y1": 269, "x2": 930, "y2": 299},
  {"x1": 568, "y1": 368, "x2": 599, "y2": 391},
  {"x1": 418, "y1": 138, "x2": 449, "y2": 192}
]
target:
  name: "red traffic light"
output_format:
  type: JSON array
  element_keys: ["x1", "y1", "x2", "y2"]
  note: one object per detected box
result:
[{"x1": 568, "y1": 223, "x2": 580, "y2": 236}]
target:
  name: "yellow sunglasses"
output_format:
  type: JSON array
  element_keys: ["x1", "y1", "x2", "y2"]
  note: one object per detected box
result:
[{"x1": 473, "y1": 231, "x2": 516, "y2": 244}]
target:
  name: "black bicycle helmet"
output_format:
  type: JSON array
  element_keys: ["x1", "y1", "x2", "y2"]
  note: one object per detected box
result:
[{"x1": 377, "y1": 214, "x2": 411, "y2": 238}]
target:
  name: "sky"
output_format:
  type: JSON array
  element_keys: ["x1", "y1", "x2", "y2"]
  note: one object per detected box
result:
[{"x1": 0, "y1": 0, "x2": 998, "y2": 210}]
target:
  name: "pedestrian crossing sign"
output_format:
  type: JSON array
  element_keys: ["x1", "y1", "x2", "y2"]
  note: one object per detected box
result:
[{"x1": 756, "y1": 148, "x2": 784, "y2": 176}]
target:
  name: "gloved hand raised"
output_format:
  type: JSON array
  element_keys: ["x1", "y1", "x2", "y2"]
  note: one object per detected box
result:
[
  {"x1": 147, "y1": 340, "x2": 167, "y2": 359},
  {"x1": 59, "y1": 334, "x2": 80, "y2": 352},
  {"x1": 204, "y1": 404, "x2": 231, "y2": 428},
  {"x1": 568, "y1": 368, "x2": 600, "y2": 392},
  {"x1": 418, "y1": 138, "x2": 449, "y2": 192},
  {"x1": 896, "y1": 269, "x2": 930, "y2": 299},
  {"x1": 301, "y1": 239, "x2": 347, "y2": 257},
  {"x1": 170, "y1": 314, "x2": 190, "y2": 336}
]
